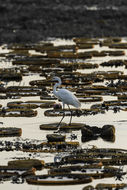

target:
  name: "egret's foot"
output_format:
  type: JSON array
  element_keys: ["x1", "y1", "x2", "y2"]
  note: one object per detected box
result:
[{"x1": 54, "y1": 130, "x2": 61, "y2": 134}]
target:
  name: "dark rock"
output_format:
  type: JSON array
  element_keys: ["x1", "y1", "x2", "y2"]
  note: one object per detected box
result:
[
  {"x1": 81, "y1": 125, "x2": 94, "y2": 138},
  {"x1": 0, "y1": 127, "x2": 22, "y2": 137},
  {"x1": 8, "y1": 159, "x2": 45, "y2": 170},
  {"x1": 101, "y1": 125, "x2": 115, "y2": 142},
  {"x1": 81, "y1": 124, "x2": 115, "y2": 142},
  {"x1": 101, "y1": 125, "x2": 115, "y2": 137},
  {"x1": 46, "y1": 134, "x2": 66, "y2": 142}
]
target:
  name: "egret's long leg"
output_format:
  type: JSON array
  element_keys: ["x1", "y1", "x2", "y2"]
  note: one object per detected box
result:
[
  {"x1": 55, "y1": 103, "x2": 65, "y2": 132},
  {"x1": 68, "y1": 105, "x2": 72, "y2": 126},
  {"x1": 56, "y1": 113, "x2": 65, "y2": 128}
]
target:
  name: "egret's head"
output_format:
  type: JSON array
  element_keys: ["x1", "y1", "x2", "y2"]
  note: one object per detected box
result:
[
  {"x1": 52, "y1": 76, "x2": 62, "y2": 86},
  {"x1": 52, "y1": 76, "x2": 61, "y2": 83}
]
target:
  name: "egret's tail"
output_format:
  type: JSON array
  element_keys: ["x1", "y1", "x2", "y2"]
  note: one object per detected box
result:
[{"x1": 74, "y1": 98, "x2": 81, "y2": 109}]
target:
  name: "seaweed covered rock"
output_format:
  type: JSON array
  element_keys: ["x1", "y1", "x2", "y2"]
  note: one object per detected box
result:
[
  {"x1": 49, "y1": 165, "x2": 119, "y2": 179},
  {"x1": 0, "y1": 165, "x2": 36, "y2": 177},
  {"x1": 7, "y1": 100, "x2": 55, "y2": 109},
  {"x1": 83, "y1": 183, "x2": 127, "y2": 190},
  {"x1": 82, "y1": 185, "x2": 94, "y2": 190},
  {"x1": 0, "y1": 108, "x2": 37, "y2": 117},
  {"x1": 40, "y1": 122, "x2": 66, "y2": 130},
  {"x1": 0, "y1": 127, "x2": 22, "y2": 137},
  {"x1": 40, "y1": 122, "x2": 84, "y2": 131},
  {"x1": 81, "y1": 125, "x2": 96, "y2": 139},
  {"x1": 46, "y1": 134, "x2": 66, "y2": 142},
  {"x1": 101, "y1": 125, "x2": 115, "y2": 141},
  {"x1": 81, "y1": 125, "x2": 115, "y2": 142},
  {"x1": 8, "y1": 159, "x2": 45, "y2": 170},
  {"x1": 26, "y1": 173, "x2": 92, "y2": 185},
  {"x1": 95, "y1": 183, "x2": 127, "y2": 190},
  {"x1": 100, "y1": 60, "x2": 126, "y2": 67}
]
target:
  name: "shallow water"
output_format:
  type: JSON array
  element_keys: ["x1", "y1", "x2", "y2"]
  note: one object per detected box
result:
[{"x1": 0, "y1": 38, "x2": 127, "y2": 189}]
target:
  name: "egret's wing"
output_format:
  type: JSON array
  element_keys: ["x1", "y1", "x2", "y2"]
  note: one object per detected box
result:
[{"x1": 57, "y1": 89, "x2": 81, "y2": 108}]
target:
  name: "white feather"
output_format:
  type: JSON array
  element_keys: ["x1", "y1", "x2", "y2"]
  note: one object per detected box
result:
[{"x1": 53, "y1": 76, "x2": 81, "y2": 108}]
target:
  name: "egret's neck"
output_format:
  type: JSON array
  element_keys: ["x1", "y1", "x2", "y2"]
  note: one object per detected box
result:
[{"x1": 53, "y1": 78, "x2": 61, "y2": 97}]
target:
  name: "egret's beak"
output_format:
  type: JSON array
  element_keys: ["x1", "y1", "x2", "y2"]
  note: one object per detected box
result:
[
  {"x1": 46, "y1": 76, "x2": 57, "y2": 84},
  {"x1": 47, "y1": 73, "x2": 56, "y2": 82},
  {"x1": 46, "y1": 76, "x2": 51, "y2": 80}
]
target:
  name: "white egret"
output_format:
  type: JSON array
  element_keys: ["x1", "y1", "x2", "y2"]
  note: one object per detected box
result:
[{"x1": 52, "y1": 76, "x2": 81, "y2": 130}]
